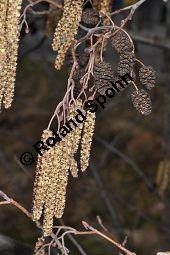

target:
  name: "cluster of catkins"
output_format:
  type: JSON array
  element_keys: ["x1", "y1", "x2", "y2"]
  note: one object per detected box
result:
[
  {"x1": 32, "y1": 100, "x2": 96, "y2": 236},
  {"x1": 63, "y1": 3, "x2": 156, "y2": 116},
  {"x1": 93, "y1": 29, "x2": 156, "y2": 116},
  {"x1": 32, "y1": 0, "x2": 157, "y2": 240},
  {"x1": 0, "y1": 0, "x2": 22, "y2": 110}
]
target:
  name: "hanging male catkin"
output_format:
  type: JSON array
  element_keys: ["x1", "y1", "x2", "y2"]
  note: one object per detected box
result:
[
  {"x1": 54, "y1": 138, "x2": 70, "y2": 219},
  {"x1": 80, "y1": 111, "x2": 96, "y2": 172},
  {"x1": 0, "y1": 0, "x2": 8, "y2": 109},
  {"x1": 43, "y1": 142, "x2": 63, "y2": 236},
  {"x1": 32, "y1": 130, "x2": 54, "y2": 222},
  {"x1": 69, "y1": 99, "x2": 84, "y2": 177},
  {"x1": 3, "y1": 0, "x2": 23, "y2": 109},
  {"x1": 52, "y1": 0, "x2": 84, "y2": 69}
]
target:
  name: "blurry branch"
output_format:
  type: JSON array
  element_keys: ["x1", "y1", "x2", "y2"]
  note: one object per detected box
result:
[
  {"x1": 20, "y1": 35, "x2": 46, "y2": 59},
  {"x1": 28, "y1": 6, "x2": 58, "y2": 15},
  {"x1": 90, "y1": 161, "x2": 123, "y2": 236},
  {"x1": 0, "y1": 191, "x2": 31, "y2": 218},
  {"x1": 130, "y1": 32, "x2": 170, "y2": 51},
  {"x1": 27, "y1": 0, "x2": 62, "y2": 9},
  {"x1": 95, "y1": 136, "x2": 160, "y2": 198},
  {"x1": 64, "y1": 232, "x2": 87, "y2": 255},
  {"x1": 52, "y1": 222, "x2": 136, "y2": 255},
  {"x1": 20, "y1": 0, "x2": 63, "y2": 31},
  {"x1": 0, "y1": 190, "x2": 68, "y2": 254},
  {"x1": 0, "y1": 190, "x2": 136, "y2": 255},
  {"x1": 110, "y1": 0, "x2": 148, "y2": 26},
  {"x1": 111, "y1": 0, "x2": 148, "y2": 15},
  {"x1": 59, "y1": 220, "x2": 87, "y2": 255}
]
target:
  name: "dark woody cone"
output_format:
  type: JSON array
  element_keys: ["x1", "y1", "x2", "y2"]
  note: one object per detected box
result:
[
  {"x1": 117, "y1": 50, "x2": 135, "y2": 76},
  {"x1": 93, "y1": 61, "x2": 116, "y2": 95},
  {"x1": 81, "y1": 8, "x2": 100, "y2": 27},
  {"x1": 139, "y1": 65, "x2": 156, "y2": 90},
  {"x1": 131, "y1": 89, "x2": 152, "y2": 116},
  {"x1": 111, "y1": 30, "x2": 133, "y2": 53}
]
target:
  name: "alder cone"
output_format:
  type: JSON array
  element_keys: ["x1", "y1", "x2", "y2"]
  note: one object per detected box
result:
[
  {"x1": 81, "y1": 8, "x2": 99, "y2": 27},
  {"x1": 94, "y1": 61, "x2": 114, "y2": 81},
  {"x1": 117, "y1": 50, "x2": 135, "y2": 76},
  {"x1": 139, "y1": 65, "x2": 156, "y2": 90},
  {"x1": 131, "y1": 89, "x2": 152, "y2": 116},
  {"x1": 72, "y1": 67, "x2": 85, "y2": 98},
  {"x1": 111, "y1": 30, "x2": 133, "y2": 53},
  {"x1": 93, "y1": 61, "x2": 116, "y2": 95}
]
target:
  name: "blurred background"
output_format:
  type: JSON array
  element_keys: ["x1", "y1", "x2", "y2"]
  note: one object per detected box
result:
[{"x1": 0, "y1": 0, "x2": 170, "y2": 254}]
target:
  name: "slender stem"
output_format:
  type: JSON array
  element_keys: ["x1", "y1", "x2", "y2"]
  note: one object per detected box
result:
[
  {"x1": 0, "y1": 191, "x2": 32, "y2": 219},
  {"x1": 110, "y1": 0, "x2": 148, "y2": 16}
]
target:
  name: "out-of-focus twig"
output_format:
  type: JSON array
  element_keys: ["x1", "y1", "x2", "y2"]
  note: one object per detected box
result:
[
  {"x1": 95, "y1": 136, "x2": 160, "y2": 197},
  {"x1": 130, "y1": 32, "x2": 170, "y2": 50}
]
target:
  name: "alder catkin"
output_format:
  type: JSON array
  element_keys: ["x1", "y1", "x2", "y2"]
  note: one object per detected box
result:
[
  {"x1": 52, "y1": 0, "x2": 83, "y2": 70},
  {"x1": 43, "y1": 142, "x2": 61, "y2": 236},
  {"x1": 80, "y1": 111, "x2": 96, "y2": 172},
  {"x1": 32, "y1": 130, "x2": 54, "y2": 222},
  {"x1": 55, "y1": 138, "x2": 70, "y2": 219},
  {"x1": 3, "y1": 0, "x2": 23, "y2": 109},
  {"x1": 54, "y1": 103, "x2": 77, "y2": 218},
  {"x1": 0, "y1": 0, "x2": 8, "y2": 109},
  {"x1": 69, "y1": 100, "x2": 84, "y2": 177}
]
